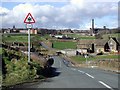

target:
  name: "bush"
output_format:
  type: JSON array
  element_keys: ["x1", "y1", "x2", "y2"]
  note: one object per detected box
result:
[{"x1": 2, "y1": 48, "x2": 44, "y2": 87}]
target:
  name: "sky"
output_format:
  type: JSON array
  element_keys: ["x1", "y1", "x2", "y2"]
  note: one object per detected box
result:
[{"x1": 0, "y1": 0, "x2": 119, "y2": 30}]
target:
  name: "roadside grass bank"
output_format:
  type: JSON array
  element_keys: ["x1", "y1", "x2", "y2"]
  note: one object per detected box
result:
[
  {"x1": 70, "y1": 55, "x2": 119, "y2": 63},
  {"x1": 2, "y1": 48, "x2": 45, "y2": 88},
  {"x1": 70, "y1": 55, "x2": 119, "y2": 73}
]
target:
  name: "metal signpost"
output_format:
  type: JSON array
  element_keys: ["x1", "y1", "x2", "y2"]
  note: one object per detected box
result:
[
  {"x1": 84, "y1": 55, "x2": 88, "y2": 66},
  {"x1": 24, "y1": 13, "x2": 35, "y2": 63}
]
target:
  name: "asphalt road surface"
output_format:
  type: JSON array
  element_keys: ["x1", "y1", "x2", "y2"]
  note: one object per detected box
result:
[{"x1": 15, "y1": 56, "x2": 119, "y2": 89}]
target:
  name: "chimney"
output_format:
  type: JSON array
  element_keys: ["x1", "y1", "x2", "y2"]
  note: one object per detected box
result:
[
  {"x1": 90, "y1": 19, "x2": 94, "y2": 35},
  {"x1": 103, "y1": 26, "x2": 106, "y2": 29},
  {"x1": 92, "y1": 19, "x2": 94, "y2": 30}
]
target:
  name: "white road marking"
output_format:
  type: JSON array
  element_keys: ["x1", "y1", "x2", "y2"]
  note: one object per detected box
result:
[
  {"x1": 71, "y1": 68, "x2": 76, "y2": 71},
  {"x1": 85, "y1": 73, "x2": 95, "y2": 79},
  {"x1": 78, "y1": 70, "x2": 85, "y2": 74},
  {"x1": 99, "y1": 81, "x2": 113, "y2": 90}
]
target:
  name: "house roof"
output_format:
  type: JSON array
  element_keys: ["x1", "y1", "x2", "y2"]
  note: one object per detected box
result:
[
  {"x1": 78, "y1": 39, "x2": 108, "y2": 45},
  {"x1": 77, "y1": 39, "x2": 108, "y2": 49},
  {"x1": 112, "y1": 38, "x2": 120, "y2": 45},
  {"x1": 77, "y1": 37, "x2": 120, "y2": 49}
]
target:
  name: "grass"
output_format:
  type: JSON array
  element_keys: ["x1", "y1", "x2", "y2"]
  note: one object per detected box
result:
[
  {"x1": 2, "y1": 34, "x2": 48, "y2": 43},
  {"x1": 65, "y1": 34, "x2": 96, "y2": 39},
  {"x1": 2, "y1": 34, "x2": 44, "y2": 43},
  {"x1": 53, "y1": 41, "x2": 77, "y2": 50},
  {"x1": 32, "y1": 35, "x2": 46, "y2": 41},
  {"x1": 3, "y1": 35, "x2": 28, "y2": 42},
  {"x1": 102, "y1": 33, "x2": 120, "y2": 39},
  {"x1": 42, "y1": 34, "x2": 51, "y2": 39},
  {"x1": 71, "y1": 55, "x2": 119, "y2": 63}
]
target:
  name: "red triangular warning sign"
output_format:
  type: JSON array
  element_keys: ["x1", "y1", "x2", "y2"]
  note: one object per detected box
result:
[{"x1": 24, "y1": 13, "x2": 35, "y2": 24}]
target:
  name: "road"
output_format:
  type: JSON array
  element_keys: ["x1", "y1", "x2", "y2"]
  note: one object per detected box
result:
[
  {"x1": 12, "y1": 42, "x2": 119, "y2": 89},
  {"x1": 16, "y1": 56, "x2": 119, "y2": 89}
]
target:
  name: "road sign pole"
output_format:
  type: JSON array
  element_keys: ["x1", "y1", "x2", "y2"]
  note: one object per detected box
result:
[
  {"x1": 28, "y1": 28, "x2": 31, "y2": 63},
  {"x1": 24, "y1": 13, "x2": 35, "y2": 64},
  {"x1": 85, "y1": 55, "x2": 88, "y2": 66}
]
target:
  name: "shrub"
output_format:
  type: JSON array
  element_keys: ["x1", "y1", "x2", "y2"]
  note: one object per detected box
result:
[{"x1": 2, "y1": 48, "x2": 44, "y2": 87}]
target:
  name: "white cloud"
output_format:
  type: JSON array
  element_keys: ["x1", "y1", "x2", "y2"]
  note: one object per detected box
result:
[
  {"x1": 40, "y1": 16, "x2": 49, "y2": 23},
  {"x1": 70, "y1": 0, "x2": 84, "y2": 9},
  {"x1": 1, "y1": 1, "x2": 118, "y2": 29},
  {"x1": 0, "y1": 7, "x2": 10, "y2": 16}
]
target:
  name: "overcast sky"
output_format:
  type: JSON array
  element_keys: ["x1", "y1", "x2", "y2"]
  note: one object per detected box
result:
[{"x1": 0, "y1": 0, "x2": 119, "y2": 29}]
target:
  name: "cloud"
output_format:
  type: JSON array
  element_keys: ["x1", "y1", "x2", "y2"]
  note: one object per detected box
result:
[
  {"x1": 0, "y1": 7, "x2": 10, "y2": 16},
  {"x1": 1, "y1": 1, "x2": 118, "y2": 29},
  {"x1": 70, "y1": 0, "x2": 84, "y2": 9}
]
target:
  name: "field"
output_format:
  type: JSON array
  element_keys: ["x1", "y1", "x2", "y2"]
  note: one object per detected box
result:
[
  {"x1": 71, "y1": 55, "x2": 119, "y2": 63},
  {"x1": 3, "y1": 34, "x2": 28, "y2": 42},
  {"x1": 53, "y1": 41, "x2": 77, "y2": 50},
  {"x1": 102, "y1": 33, "x2": 120, "y2": 39},
  {"x1": 2, "y1": 34, "x2": 44, "y2": 43},
  {"x1": 3, "y1": 36, "x2": 28, "y2": 42},
  {"x1": 64, "y1": 34, "x2": 96, "y2": 39}
]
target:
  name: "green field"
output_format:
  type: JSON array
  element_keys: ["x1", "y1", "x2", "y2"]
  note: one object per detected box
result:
[
  {"x1": 71, "y1": 55, "x2": 119, "y2": 63},
  {"x1": 102, "y1": 33, "x2": 120, "y2": 39},
  {"x1": 3, "y1": 36, "x2": 28, "y2": 42},
  {"x1": 65, "y1": 34, "x2": 96, "y2": 39},
  {"x1": 53, "y1": 41, "x2": 77, "y2": 50},
  {"x1": 2, "y1": 34, "x2": 44, "y2": 43},
  {"x1": 3, "y1": 35, "x2": 28, "y2": 42}
]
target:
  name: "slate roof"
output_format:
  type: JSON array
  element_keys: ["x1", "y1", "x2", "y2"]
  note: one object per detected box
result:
[{"x1": 78, "y1": 37, "x2": 120, "y2": 49}]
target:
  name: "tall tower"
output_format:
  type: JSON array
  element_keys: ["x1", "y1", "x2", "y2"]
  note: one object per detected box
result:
[
  {"x1": 92, "y1": 19, "x2": 94, "y2": 31},
  {"x1": 90, "y1": 19, "x2": 94, "y2": 36},
  {"x1": 13, "y1": 25, "x2": 15, "y2": 29}
]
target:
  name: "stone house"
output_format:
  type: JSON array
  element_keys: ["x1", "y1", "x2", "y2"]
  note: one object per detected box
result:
[{"x1": 77, "y1": 37, "x2": 120, "y2": 54}]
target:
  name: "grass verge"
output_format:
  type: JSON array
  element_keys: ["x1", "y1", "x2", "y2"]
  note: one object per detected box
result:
[{"x1": 71, "y1": 55, "x2": 119, "y2": 64}]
